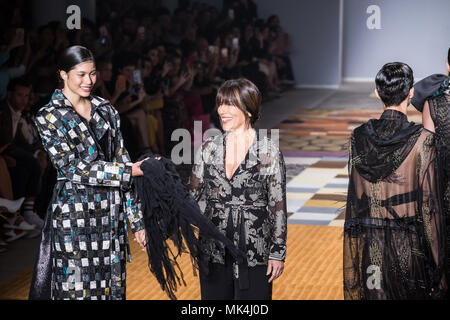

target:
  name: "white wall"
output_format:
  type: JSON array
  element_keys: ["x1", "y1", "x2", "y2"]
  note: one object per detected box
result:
[
  {"x1": 257, "y1": 0, "x2": 342, "y2": 87},
  {"x1": 343, "y1": 0, "x2": 450, "y2": 81}
]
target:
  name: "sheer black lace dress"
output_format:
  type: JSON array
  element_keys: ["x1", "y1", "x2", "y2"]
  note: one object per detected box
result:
[
  {"x1": 343, "y1": 109, "x2": 447, "y2": 299},
  {"x1": 413, "y1": 75, "x2": 450, "y2": 296}
]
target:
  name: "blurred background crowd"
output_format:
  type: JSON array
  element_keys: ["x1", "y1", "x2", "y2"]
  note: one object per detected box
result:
[{"x1": 0, "y1": 0, "x2": 294, "y2": 250}]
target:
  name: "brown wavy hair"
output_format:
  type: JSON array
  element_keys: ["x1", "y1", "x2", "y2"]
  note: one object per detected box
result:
[{"x1": 216, "y1": 78, "x2": 261, "y2": 127}]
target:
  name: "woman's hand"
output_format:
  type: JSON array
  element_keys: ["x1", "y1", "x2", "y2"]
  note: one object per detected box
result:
[
  {"x1": 267, "y1": 260, "x2": 284, "y2": 283},
  {"x1": 131, "y1": 157, "x2": 162, "y2": 177},
  {"x1": 134, "y1": 229, "x2": 147, "y2": 251},
  {"x1": 131, "y1": 158, "x2": 147, "y2": 177}
]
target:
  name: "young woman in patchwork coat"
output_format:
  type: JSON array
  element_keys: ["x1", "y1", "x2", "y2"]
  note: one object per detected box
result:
[{"x1": 29, "y1": 46, "x2": 147, "y2": 300}]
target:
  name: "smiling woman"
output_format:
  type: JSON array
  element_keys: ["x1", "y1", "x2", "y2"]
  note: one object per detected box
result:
[
  {"x1": 29, "y1": 46, "x2": 148, "y2": 300},
  {"x1": 189, "y1": 78, "x2": 287, "y2": 300}
]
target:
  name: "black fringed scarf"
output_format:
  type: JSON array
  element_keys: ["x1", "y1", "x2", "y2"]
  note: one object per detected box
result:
[{"x1": 133, "y1": 154, "x2": 245, "y2": 300}]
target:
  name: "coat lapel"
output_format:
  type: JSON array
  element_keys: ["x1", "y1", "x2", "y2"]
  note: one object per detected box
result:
[
  {"x1": 49, "y1": 89, "x2": 111, "y2": 161},
  {"x1": 89, "y1": 97, "x2": 110, "y2": 141}
]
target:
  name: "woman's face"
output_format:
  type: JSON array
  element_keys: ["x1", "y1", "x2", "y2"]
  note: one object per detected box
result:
[
  {"x1": 218, "y1": 104, "x2": 250, "y2": 132},
  {"x1": 148, "y1": 49, "x2": 159, "y2": 66},
  {"x1": 61, "y1": 61, "x2": 97, "y2": 98},
  {"x1": 141, "y1": 60, "x2": 153, "y2": 78}
]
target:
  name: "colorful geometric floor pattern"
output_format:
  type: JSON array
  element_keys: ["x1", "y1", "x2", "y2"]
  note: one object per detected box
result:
[{"x1": 278, "y1": 108, "x2": 422, "y2": 226}]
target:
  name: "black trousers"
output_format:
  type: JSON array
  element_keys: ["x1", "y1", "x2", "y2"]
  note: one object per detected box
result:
[
  {"x1": 200, "y1": 255, "x2": 273, "y2": 300},
  {"x1": 6, "y1": 145, "x2": 41, "y2": 199}
]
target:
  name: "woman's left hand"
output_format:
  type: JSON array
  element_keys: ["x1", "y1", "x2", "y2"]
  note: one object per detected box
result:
[
  {"x1": 267, "y1": 260, "x2": 284, "y2": 283},
  {"x1": 134, "y1": 229, "x2": 147, "y2": 251}
]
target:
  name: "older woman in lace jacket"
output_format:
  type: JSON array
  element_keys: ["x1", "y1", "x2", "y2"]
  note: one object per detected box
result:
[{"x1": 189, "y1": 78, "x2": 287, "y2": 300}]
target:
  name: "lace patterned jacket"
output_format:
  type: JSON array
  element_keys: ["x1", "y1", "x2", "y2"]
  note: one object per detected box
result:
[{"x1": 188, "y1": 131, "x2": 287, "y2": 271}]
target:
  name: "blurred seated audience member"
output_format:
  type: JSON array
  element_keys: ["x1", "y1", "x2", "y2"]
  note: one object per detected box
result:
[
  {"x1": 140, "y1": 56, "x2": 166, "y2": 155},
  {"x1": 94, "y1": 24, "x2": 114, "y2": 60},
  {"x1": 255, "y1": 24, "x2": 282, "y2": 93},
  {"x1": 191, "y1": 60, "x2": 220, "y2": 129},
  {"x1": 1, "y1": 27, "x2": 28, "y2": 100},
  {"x1": 114, "y1": 52, "x2": 151, "y2": 157},
  {"x1": 93, "y1": 58, "x2": 124, "y2": 106},
  {"x1": 0, "y1": 78, "x2": 44, "y2": 235},
  {"x1": 267, "y1": 15, "x2": 295, "y2": 84},
  {"x1": 224, "y1": 0, "x2": 258, "y2": 27},
  {"x1": 27, "y1": 23, "x2": 58, "y2": 79},
  {"x1": 161, "y1": 52, "x2": 192, "y2": 152},
  {"x1": 237, "y1": 23, "x2": 269, "y2": 98}
]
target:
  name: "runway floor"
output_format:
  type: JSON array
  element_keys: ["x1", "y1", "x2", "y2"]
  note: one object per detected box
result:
[{"x1": 0, "y1": 224, "x2": 344, "y2": 300}]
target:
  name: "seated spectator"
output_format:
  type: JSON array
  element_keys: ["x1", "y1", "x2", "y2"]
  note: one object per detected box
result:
[
  {"x1": 114, "y1": 52, "x2": 152, "y2": 157},
  {"x1": 0, "y1": 27, "x2": 27, "y2": 100},
  {"x1": 93, "y1": 58, "x2": 125, "y2": 106},
  {"x1": 140, "y1": 56, "x2": 166, "y2": 155},
  {"x1": 27, "y1": 23, "x2": 58, "y2": 79},
  {"x1": 160, "y1": 52, "x2": 193, "y2": 152},
  {"x1": 255, "y1": 24, "x2": 282, "y2": 92},
  {"x1": 191, "y1": 60, "x2": 220, "y2": 129},
  {"x1": 0, "y1": 78, "x2": 44, "y2": 233},
  {"x1": 267, "y1": 15, "x2": 295, "y2": 84},
  {"x1": 0, "y1": 142, "x2": 37, "y2": 244}
]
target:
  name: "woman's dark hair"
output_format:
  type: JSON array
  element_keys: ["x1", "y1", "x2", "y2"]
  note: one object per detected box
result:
[
  {"x1": 375, "y1": 62, "x2": 414, "y2": 107},
  {"x1": 447, "y1": 47, "x2": 449, "y2": 65},
  {"x1": 57, "y1": 45, "x2": 95, "y2": 73},
  {"x1": 216, "y1": 78, "x2": 261, "y2": 127}
]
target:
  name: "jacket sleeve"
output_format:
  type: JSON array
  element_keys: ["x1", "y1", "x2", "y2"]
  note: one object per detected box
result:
[
  {"x1": 110, "y1": 109, "x2": 145, "y2": 233},
  {"x1": 419, "y1": 133, "x2": 447, "y2": 294},
  {"x1": 188, "y1": 140, "x2": 207, "y2": 203},
  {"x1": 263, "y1": 147, "x2": 287, "y2": 262},
  {"x1": 35, "y1": 109, "x2": 133, "y2": 188}
]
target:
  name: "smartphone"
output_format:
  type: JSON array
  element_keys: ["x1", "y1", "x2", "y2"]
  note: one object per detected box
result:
[
  {"x1": 100, "y1": 36, "x2": 107, "y2": 46},
  {"x1": 221, "y1": 48, "x2": 228, "y2": 58},
  {"x1": 133, "y1": 70, "x2": 142, "y2": 84},
  {"x1": 232, "y1": 37, "x2": 239, "y2": 49},
  {"x1": 116, "y1": 74, "x2": 126, "y2": 89}
]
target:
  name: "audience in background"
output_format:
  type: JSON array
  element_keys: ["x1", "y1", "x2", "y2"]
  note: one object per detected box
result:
[{"x1": 0, "y1": 0, "x2": 294, "y2": 250}]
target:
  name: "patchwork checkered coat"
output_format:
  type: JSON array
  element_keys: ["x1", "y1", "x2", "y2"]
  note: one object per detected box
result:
[{"x1": 32, "y1": 89, "x2": 144, "y2": 300}]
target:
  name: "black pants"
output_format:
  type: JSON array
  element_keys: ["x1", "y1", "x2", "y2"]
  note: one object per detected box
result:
[
  {"x1": 6, "y1": 145, "x2": 41, "y2": 199},
  {"x1": 200, "y1": 255, "x2": 272, "y2": 300}
]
